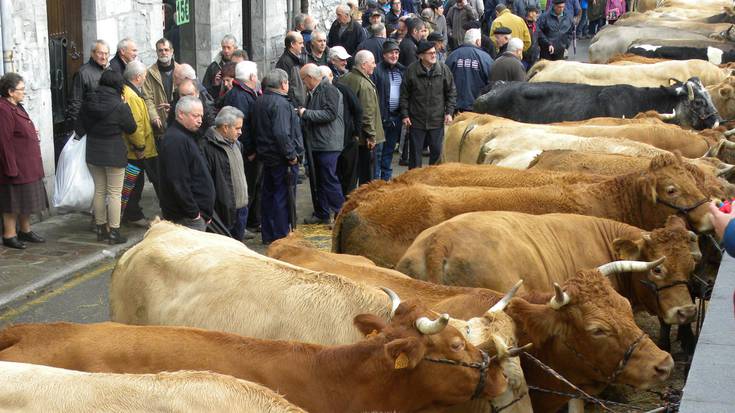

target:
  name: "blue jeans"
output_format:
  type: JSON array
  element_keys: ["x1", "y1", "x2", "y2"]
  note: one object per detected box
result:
[
  {"x1": 577, "y1": 9, "x2": 589, "y2": 36},
  {"x1": 377, "y1": 118, "x2": 401, "y2": 180},
  {"x1": 372, "y1": 142, "x2": 384, "y2": 182},
  {"x1": 313, "y1": 151, "x2": 344, "y2": 219},
  {"x1": 261, "y1": 164, "x2": 298, "y2": 244},
  {"x1": 229, "y1": 206, "x2": 249, "y2": 240}
]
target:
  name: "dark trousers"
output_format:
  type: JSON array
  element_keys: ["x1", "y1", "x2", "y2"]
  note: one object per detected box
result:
[
  {"x1": 358, "y1": 145, "x2": 374, "y2": 185},
  {"x1": 261, "y1": 164, "x2": 298, "y2": 244},
  {"x1": 588, "y1": 18, "x2": 606, "y2": 35},
  {"x1": 312, "y1": 151, "x2": 345, "y2": 219},
  {"x1": 540, "y1": 45, "x2": 566, "y2": 61},
  {"x1": 409, "y1": 127, "x2": 443, "y2": 169},
  {"x1": 122, "y1": 157, "x2": 160, "y2": 222},
  {"x1": 244, "y1": 158, "x2": 262, "y2": 229},
  {"x1": 229, "y1": 206, "x2": 249, "y2": 240},
  {"x1": 337, "y1": 142, "x2": 359, "y2": 196},
  {"x1": 378, "y1": 118, "x2": 401, "y2": 180}
]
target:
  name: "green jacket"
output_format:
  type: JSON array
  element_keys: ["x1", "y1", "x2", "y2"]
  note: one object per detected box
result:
[{"x1": 338, "y1": 68, "x2": 385, "y2": 145}]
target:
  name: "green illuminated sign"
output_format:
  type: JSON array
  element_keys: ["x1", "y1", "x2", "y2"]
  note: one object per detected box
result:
[{"x1": 176, "y1": 0, "x2": 190, "y2": 25}]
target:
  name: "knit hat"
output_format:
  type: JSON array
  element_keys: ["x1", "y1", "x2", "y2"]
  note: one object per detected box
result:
[
  {"x1": 552, "y1": 0, "x2": 566, "y2": 4},
  {"x1": 427, "y1": 31, "x2": 443, "y2": 42},
  {"x1": 382, "y1": 40, "x2": 400, "y2": 53}
]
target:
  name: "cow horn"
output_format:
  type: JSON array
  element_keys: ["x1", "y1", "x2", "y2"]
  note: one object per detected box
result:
[
  {"x1": 415, "y1": 313, "x2": 450, "y2": 335},
  {"x1": 722, "y1": 138, "x2": 735, "y2": 148},
  {"x1": 657, "y1": 109, "x2": 676, "y2": 120},
  {"x1": 549, "y1": 283, "x2": 571, "y2": 310},
  {"x1": 724, "y1": 128, "x2": 735, "y2": 137},
  {"x1": 717, "y1": 164, "x2": 735, "y2": 177},
  {"x1": 488, "y1": 280, "x2": 524, "y2": 314},
  {"x1": 380, "y1": 287, "x2": 401, "y2": 319},
  {"x1": 597, "y1": 257, "x2": 666, "y2": 276},
  {"x1": 687, "y1": 82, "x2": 695, "y2": 101},
  {"x1": 492, "y1": 334, "x2": 509, "y2": 359},
  {"x1": 507, "y1": 343, "x2": 534, "y2": 358}
]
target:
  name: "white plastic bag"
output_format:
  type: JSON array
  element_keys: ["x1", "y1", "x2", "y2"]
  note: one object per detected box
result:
[{"x1": 53, "y1": 133, "x2": 94, "y2": 210}]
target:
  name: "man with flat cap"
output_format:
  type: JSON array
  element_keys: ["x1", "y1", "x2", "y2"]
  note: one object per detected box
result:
[
  {"x1": 490, "y1": 26, "x2": 512, "y2": 59},
  {"x1": 537, "y1": 0, "x2": 574, "y2": 61},
  {"x1": 372, "y1": 40, "x2": 405, "y2": 180},
  {"x1": 489, "y1": 4, "x2": 531, "y2": 54},
  {"x1": 427, "y1": 31, "x2": 447, "y2": 63},
  {"x1": 400, "y1": 40, "x2": 456, "y2": 169}
]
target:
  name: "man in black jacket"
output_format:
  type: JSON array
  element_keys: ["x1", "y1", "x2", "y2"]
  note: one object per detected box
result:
[
  {"x1": 61, "y1": 40, "x2": 109, "y2": 161},
  {"x1": 202, "y1": 34, "x2": 238, "y2": 99},
  {"x1": 298, "y1": 64, "x2": 345, "y2": 225},
  {"x1": 108, "y1": 38, "x2": 138, "y2": 74},
  {"x1": 327, "y1": 4, "x2": 367, "y2": 65},
  {"x1": 158, "y1": 96, "x2": 215, "y2": 231},
  {"x1": 276, "y1": 31, "x2": 308, "y2": 107},
  {"x1": 357, "y1": 23, "x2": 388, "y2": 64},
  {"x1": 372, "y1": 40, "x2": 405, "y2": 180},
  {"x1": 323, "y1": 66, "x2": 363, "y2": 196},
  {"x1": 399, "y1": 18, "x2": 427, "y2": 67},
  {"x1": 202, "y1": 106, "x2": 254, "y2": 240},
  {"x1": 400, "y1": 41, "x2": 457, "y2": 168},
  {"x1": 252, "y1": 69, "x2": 304, "y2": 244}
]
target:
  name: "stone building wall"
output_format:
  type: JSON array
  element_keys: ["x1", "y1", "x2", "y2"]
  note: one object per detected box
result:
[
  {"x1": 249, "y1": 0, "x2": 289, "y2": 74},
  {"x1": 309, "y1": 0, "x2": 343, "y2": 33},
  {"x1": 81, "y1": 0, "x2": 163, "y2": 66},
  {"x1": 7, "y1": 0, "x2": 55, "y2": 190},
  {"x1": 193, "y1": 0, "x2": 242, "y2": 78}
]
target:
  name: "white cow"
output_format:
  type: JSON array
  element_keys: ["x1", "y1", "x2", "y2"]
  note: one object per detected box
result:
[{"x1": 0, "y1": 361, "x2": 307, "y2": 413}]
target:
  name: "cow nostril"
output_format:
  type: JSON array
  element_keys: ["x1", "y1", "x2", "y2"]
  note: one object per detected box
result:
[
  {"x1": 677, "y1": 306, "x2": 697, "y2": 321},
  {"x1": 655, "y1": 356, "x2": 675, "y2": 377}
]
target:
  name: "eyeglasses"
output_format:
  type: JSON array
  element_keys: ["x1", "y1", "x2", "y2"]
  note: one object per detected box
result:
[
  {"x1": 13, "y1": 87, "x2": 25, "y2": 92},
  {"x1": 423, "y1": 51, "x2": 437, "y2": 55}
]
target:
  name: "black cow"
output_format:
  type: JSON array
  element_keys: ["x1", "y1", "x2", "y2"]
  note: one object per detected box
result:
[
  {"x1": 628, "y1": 41, "x2": 735, "y2": 65},
  {"x1": 473, "y1": 77, "x2": 721, "y2": 130}
]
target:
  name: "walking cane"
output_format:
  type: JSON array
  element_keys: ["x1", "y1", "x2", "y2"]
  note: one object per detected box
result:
[
  {"x1": 572, "y1": 23, "x2": 578, "y2": 56},
  {"x1": 285, "y1": 166, "x2": 298, "y2": 232}
]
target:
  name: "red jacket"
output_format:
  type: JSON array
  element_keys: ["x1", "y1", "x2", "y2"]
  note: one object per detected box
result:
[{"x1": 0, "y1": 98, "x2": 44, "y2": 185}]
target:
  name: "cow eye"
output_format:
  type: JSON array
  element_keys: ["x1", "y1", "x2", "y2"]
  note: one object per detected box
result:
[
  {"x1": 652, "y1": 266, "x2": 664, "y2": 278},
  {"x1": 665, "y1": 186, "x2": 678, "y2": 196},
  {"x1": 693, "y1": 100, "x2": 704, "y2": 108},
  {"x1": 450, "y1": 339, "x2": 465, "y2": 352},
  {"x1": 587, "y1": 327, "x2": 607, "y2": 338}
]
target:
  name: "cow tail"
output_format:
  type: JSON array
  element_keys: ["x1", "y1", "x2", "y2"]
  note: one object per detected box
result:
[{"x1": 527, "y1": 60, "x2": 547, "y2": 80}]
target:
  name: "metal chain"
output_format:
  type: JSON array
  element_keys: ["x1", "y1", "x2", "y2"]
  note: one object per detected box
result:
[{"x1": 521, "y1": 351, "x2": 680, "y2": 413}]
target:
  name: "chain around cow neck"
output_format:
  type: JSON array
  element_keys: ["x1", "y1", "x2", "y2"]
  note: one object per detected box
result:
[
  {"x1": 560, "y1": 332, "x2": 648, "y2": 388},
  {"x1": 422, "y1": 349, "x2": 492, "y2": 400}
]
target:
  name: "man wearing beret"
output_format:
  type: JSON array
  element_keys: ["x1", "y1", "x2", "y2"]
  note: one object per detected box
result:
[
  {"x1": 399, "y1": 40, "x2": 457, "y2": 169},
  {"x1": 489, "y1": 4, "x2": 531, "y2": 54},
  {"x1": 490, "y1": 26, "x2": 512, "y2": 59},
  {"x1": 537, "y1": 0, "x2": 575, "y2": 61}
]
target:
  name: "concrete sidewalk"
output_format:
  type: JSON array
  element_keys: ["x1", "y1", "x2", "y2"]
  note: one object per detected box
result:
[{"x1": 0, "y1": 186, "x2": 158, "y2": 310}]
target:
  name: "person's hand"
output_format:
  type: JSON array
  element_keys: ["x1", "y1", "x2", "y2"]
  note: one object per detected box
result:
[
  {"x1": 247, "y1": 153, "x2": 256, "y2": 161},
  {"x1": 708, "y1": 202, "x2": 735, "y2": 240},
  {"x1": 444, "y1": 114, "x2": 453, "y2": 125},
  {"x1": 402, "y1": 117, "x2": 412, "y2": 128},
  {"x1": 289, "y1": 157, "x2": 299, "y2": 165},
  {"x1": 366, "y1": 138, "x2": 376, "y2": 150},
  {"x1": 214, "y1": 70, "x2": 222, "y2": 85},
  {"x1": 548, "y1": 45, "x2": 555, "y2": 54},
  {"x1": 152, "y1": 118, "x2": 163, "y2": 130},
  {"x1": 297, "y1": 107, "x2": 306, "y2": 117},
  {"x1": 134, "y1": 150, "x2": 145, "y2": 160}
]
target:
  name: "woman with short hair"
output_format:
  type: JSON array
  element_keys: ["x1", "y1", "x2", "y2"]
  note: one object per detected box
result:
[{"x1": 0, "y1": 73, "x2": 48, "y2": 249}]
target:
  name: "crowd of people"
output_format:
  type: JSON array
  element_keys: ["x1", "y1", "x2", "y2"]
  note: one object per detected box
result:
[{"x1": 3, "y1": 0, "x2": 718, "y2": 251}]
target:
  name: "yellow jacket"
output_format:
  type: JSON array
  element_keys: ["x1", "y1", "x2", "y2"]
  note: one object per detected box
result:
[
  {"x1": 122, "y1": 85, "x2": 157, "y2": 159},
  {"x1": 490, "y1": 9, "x2": 532, "y2": 52}
]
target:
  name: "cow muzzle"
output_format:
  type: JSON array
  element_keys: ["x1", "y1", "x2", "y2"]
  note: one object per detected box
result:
[
  {"x1": 664, "y1": 304, "x2": 697, "y2": 325},
  {"x1": 422, "y1": 349, "x2": 494, "y2": 400}
]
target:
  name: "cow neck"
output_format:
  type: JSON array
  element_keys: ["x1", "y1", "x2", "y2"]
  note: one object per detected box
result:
[
  {"x1": 579, "y1": 174, "x2": 648, "y2": 229},
  {"x1": 233, "y1": 334, "x2": 465, "y2": 412},
  {"x1": 595, "y1": 220, "x2": 644, "y2": 307}
]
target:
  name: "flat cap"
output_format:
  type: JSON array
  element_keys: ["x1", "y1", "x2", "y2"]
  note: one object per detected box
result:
[{"x1": 492, "y1": 26, "x2": 512, "y2": 35}]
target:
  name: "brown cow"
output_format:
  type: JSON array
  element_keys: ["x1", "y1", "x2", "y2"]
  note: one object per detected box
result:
[
  {"x1": 333, "y1": 153, "x2": 713, "y2": 267},
  {"x1": 267, "y1": 236, "x2": 674, "y2": 413},
  {"x1": 0, "y1": 302, "x2": 509, "y2": 413},
  {"x1": 396, "y1": 212, "x2": 698, "y2": 327}
]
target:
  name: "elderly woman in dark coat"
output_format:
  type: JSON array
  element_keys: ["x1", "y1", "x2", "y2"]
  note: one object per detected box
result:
[
  {"x1": 82, "y1": 70, "x2": 137, "y2": 244},
  {"x1": 0, "y1": 73, "x2": 48, "y2": 249}
]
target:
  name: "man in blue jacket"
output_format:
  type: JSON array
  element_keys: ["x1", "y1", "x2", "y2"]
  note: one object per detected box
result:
[
  {"x1": 537, "y1": 0, "x2": 575, "y2": 61},
  {"x1": 223, "y1": 61, "x2": 261, "y2": 234},
  {"x1": 445, "y1": 28, "x2": 493, "y2": 112},
  {"x1": 372, "y1": 40, "x2": 405, "y2": 180},
  {"x1": 252, "y1": 69, "x2": 304, "y2": 244}
]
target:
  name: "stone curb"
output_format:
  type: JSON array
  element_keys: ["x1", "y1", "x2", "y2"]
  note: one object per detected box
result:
[{"x1": 0, "y1": 232, "x2": 145, "y2": 310}]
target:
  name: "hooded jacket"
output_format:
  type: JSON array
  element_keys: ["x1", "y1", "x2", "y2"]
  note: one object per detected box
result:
[{"x1": 82, "y1": 85, "x2": 137, "y2": 168}]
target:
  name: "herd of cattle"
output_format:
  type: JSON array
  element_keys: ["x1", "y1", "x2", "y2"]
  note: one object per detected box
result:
[{"x1": 1, "y1": 0, "x2": 733, "y2": 412}]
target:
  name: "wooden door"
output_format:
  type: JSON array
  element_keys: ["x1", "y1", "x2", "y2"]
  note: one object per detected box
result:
[{"x1": 46, "y1": 0, "x2": 83, "y2": 128}]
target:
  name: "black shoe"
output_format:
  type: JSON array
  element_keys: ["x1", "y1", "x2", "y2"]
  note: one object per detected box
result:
[
  {"x1": 108, "y1": 228, "x2": 127, "y2": 245},
  {"x1": 96, "y1": 224, "x2": 109, "y2": 242},
  {"x1": 303, "y1": 215, "x2": 333, "y2": 225},
  {"x1": 2, "y1": 236, "x2": 26, "y2": 250},
  {"x1": 18, "y1": 231, "x2": 45, "y2": 243},
  {"x1": 398, "y1": 159, "x2": 409, "y2": 166}
]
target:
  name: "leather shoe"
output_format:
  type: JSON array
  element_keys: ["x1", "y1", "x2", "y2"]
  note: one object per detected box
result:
[
  {"x1": 18, "y1": 231, "x2": 45, "y2": 243},
  {"x1": 241, "y1": 229, "x2": 256, "y2": 240},
  {"x1": 2, "y1": 237, "x2": 26, "y2": 249},
  {"x1": 303, "y1": 215, "x2": 333, "y2": 225}
]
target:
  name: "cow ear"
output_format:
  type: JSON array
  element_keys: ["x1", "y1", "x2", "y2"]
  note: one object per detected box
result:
[
  {"x1": 507, "y1": 298, "x2": 560, "y2": 346},
  {"x1": 638, "y1": 175, "x2": 657, "y2": 203},
  {"x1": 665, "y1": 215, "x2": 687, "y2": 230},
  {"x1": 719, "y1": 86, "x2": 733, "y2": 98},
  {"x1": 354, "y1": 314, "x2": 388, "y2": 337},
  {"x1": 612, "y1": 238, "x2": 644, "y2": 261},
  {"x1": 384, "y1": 337, "x2": 425, "y2": 370}
]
